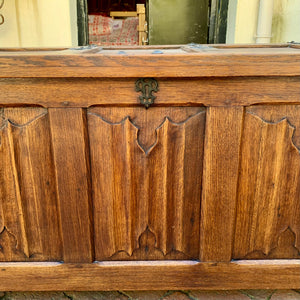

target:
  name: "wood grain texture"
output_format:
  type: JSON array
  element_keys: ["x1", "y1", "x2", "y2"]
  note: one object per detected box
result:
[
  {"x1": 200, "y1": 106, "x2": 244, "y2": 262},
  {"x1": 0, "y1": 46, "x2": 299, "y2": 290},
  {"x1": 0, "y1": 77, "x2": 299, "y2": 108},
  {"x1": 49, "y1": 108, "x2": 93, "y2": 263},
  {"x1": 0, "y1": 108, "x2": 62, "y2": 261},
  {"x1": 247, "y1": 105, "x2": 300, "y2": 148},
  {"x1": 0, "y1": 260, "x2": 298, "y2": 291},
  {"x1": 0, "y1": 46, "x2": 299, "y2": 78},
  {"x1": 88, "y1": 107, "x2": 205, "y2": 260},
  {"x1": 233, "y1": 106, "x2": 300, "y2": 259}
]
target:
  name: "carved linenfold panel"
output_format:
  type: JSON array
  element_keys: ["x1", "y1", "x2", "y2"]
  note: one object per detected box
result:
[
  {"x1": 247, "y1": 105, "x2": 300, "y2": 148},
  {"x1": 89, "y1": 106, "x2": 205, "y2": 153},
  {"x1": 243, "y1": 228, "x2": 300, "y2": 259},
  {"x1": 88, "y1": 106, "x2": 205, "y2": 260},
  {"x1": 233, "y1": 107, "x2": 300, "y2": 259},
  {"x1": 0, "y1": 107, "x2": 62, "y2": 261},
  {"x1": 0, "y1": 227, "x2": 27, "y2": 261},
  {"x1": 109, "y1": 227, "x2": 190, "y2": 260}
]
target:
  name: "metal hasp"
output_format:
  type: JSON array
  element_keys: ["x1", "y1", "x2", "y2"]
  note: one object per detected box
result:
[{"x1": 135, "y1": 78, "x2": 159, "y2": 109}]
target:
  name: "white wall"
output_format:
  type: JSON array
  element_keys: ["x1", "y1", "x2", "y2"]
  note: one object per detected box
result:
[
  {"x1": 0, "y1": 0, "x2": 78, "y2": 48},
  {"x1": 226, "y1": 0, "x2": 300, "y2": 44}
]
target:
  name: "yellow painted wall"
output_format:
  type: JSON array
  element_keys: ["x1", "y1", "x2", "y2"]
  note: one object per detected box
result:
[
  {"x1": 226, "y1": 0, "x2": 259, "y2": 44},
  {"x1": 0, "y1": 0, "x2": 20, "y2": 47},
  {"x1": 1, "y1": 0, "x2": 299, "y2": 47},
  {"x1": 271, "y1": 0, "x2": 300, "y2": 43},
  {"x1": 0, "y1": 0, "x2": 77, "y2": 48},
  {"x1": 226, "y1": 0, "x2": 300, "y2": 44}
]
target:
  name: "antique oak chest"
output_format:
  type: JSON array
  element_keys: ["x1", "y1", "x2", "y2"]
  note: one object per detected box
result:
[{"x1": 0, "y1": 45, "x2": 299, "y2": 290}]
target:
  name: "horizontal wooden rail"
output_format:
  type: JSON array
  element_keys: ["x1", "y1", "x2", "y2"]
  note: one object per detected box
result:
[
  {"x1": 0, "y1": 260, "x2": 298, "y2": 291},
  {"x1": 0, "y1": 77, "x2": 299, "y2": 108},
  {"x1": 0, "y1": 47, "x2": 300, "y2": 78}
]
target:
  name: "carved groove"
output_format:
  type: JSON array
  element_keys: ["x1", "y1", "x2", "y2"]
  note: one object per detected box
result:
[
  {"x1": 89, "y1": 112, "x2": 202, "y2": 156},
  {"x1": 234, "y1": 110, "x2": 300, "y2": 259},
  {"x1": 109, "y1": 227, "x2": 190, "y2": 260},
  {"x1": 247, "y1": 105, "x2": 300, "y2": 149},
  {"x1": 0, "y1": 227, "x2": 28, "y2": 261},
  {"x1": 246, "y1": 111, "x2": 300, "y2": 151},
  {"x1": 242, "y1": 227, "x2": 300, "y2": 259},
  {"x1": 0, "y1": 107, "x2": 62, "y2": 262},
  {"x1": 2, "y1": 122, "x2": 30, "y2": 258},
  {"x1": 88, "y1": 107, "x2": 205, "y2": 260}
]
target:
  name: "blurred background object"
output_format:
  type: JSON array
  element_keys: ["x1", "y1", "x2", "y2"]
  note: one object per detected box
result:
[{"x1": 0, "y1": 0, "x2": 299, "y2": 49}]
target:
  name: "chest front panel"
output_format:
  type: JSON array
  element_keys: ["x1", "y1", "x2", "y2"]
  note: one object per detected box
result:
[{"x1": 0, "y1": 45, "x2": 299, "y2": 290}]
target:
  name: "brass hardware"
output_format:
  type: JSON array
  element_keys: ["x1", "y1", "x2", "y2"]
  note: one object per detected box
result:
[{"x1": 135, "y1": 78, "x2": 159, "y2": 109}]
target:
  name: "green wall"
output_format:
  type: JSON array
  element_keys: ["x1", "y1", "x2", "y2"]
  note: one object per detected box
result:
[{"x1": 149, "y1": 0, "x2": 208, "y2": 45}]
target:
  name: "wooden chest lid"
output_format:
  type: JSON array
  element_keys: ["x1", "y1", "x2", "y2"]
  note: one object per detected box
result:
[{"x1": 0, "y1": 44, "x2": 299, "y2": 78}]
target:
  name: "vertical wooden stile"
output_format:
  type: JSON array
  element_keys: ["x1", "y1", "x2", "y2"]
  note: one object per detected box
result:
[
  {"x1": 49, "y1": 108, "x2": 93, "y2": 263},
  {"x1": 200, "y1": 106, "x2": 244, "y2": 261}
]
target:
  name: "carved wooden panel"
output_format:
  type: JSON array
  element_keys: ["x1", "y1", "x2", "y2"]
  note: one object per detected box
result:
[
  {"x1": 0, "y1": 107, "x2": 62, "y2": 261},
  {"x1": 233, "y1": 105, "x2": 300, "y2": 259},
  {"x1": 88, "y1": 106, "x2": 205, "y2": 260}
]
